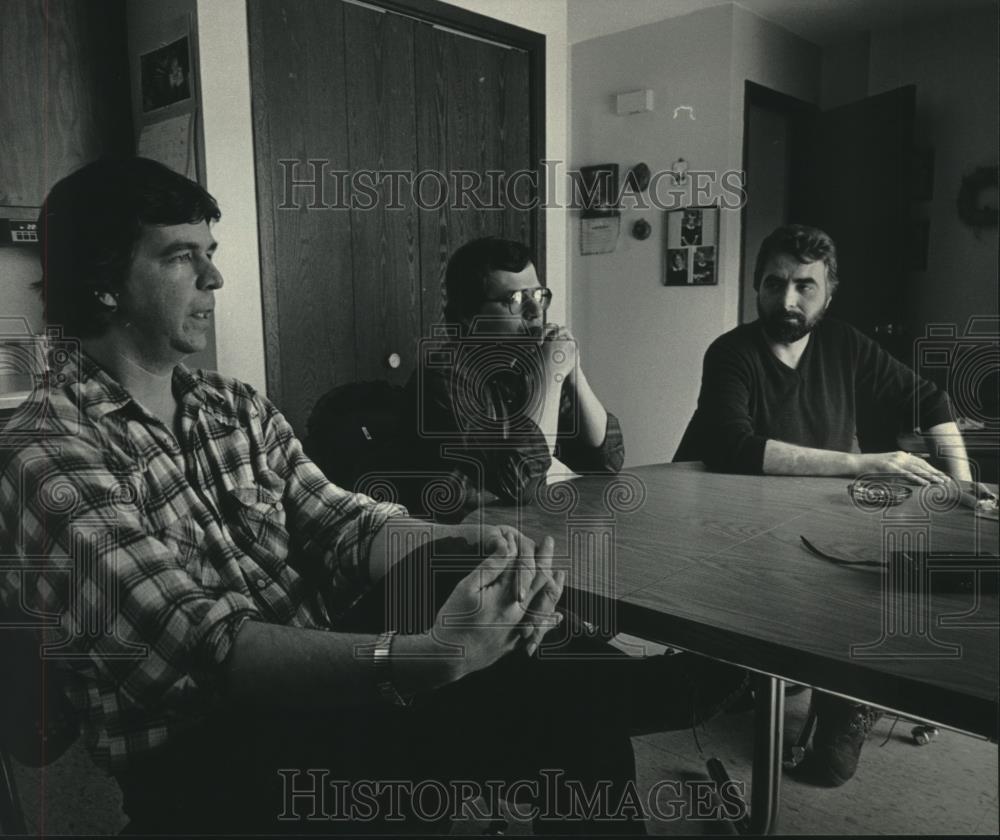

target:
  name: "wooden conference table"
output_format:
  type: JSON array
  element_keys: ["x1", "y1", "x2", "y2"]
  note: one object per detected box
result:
[{"x1": 472, "y1": 463, "x2": 999, "y2": 834}]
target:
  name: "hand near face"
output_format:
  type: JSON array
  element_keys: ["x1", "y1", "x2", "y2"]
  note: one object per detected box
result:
[{"x1": 540, "y1": 324, "x2": 579, "y2": 386}]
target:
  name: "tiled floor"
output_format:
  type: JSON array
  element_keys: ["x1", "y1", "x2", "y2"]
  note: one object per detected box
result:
[{"x1": 9, "y1": 688, "x2": 999, "y2": 835}]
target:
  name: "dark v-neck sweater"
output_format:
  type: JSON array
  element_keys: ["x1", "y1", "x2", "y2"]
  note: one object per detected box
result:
[{"x1": 683, "y1": 318, "x2": 954, "y2": 474}]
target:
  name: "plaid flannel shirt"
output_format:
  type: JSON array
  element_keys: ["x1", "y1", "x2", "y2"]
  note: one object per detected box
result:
[
  {"x1": 0, "y1": 351, "x2": 406, "y2": 771},
  {"x1": 407, "y1": 349, "x2": 625, "y2": 513}
]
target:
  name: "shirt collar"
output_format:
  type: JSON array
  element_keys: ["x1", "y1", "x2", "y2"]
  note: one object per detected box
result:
[
  {"x1": 64, "y1": 351, "x2": 239, "y2": 429},
  {"x1": 171, "y1": 364, "x2": 240, "y2": 428}
]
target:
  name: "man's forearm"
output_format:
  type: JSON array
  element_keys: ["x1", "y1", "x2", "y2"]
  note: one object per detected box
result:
[
  {"x1": 224, "y1": 620, "x2": 458, "y2": 708},
  {"x1": 763, "y1": 438, "x2": 951, "y2": 484},
  {"x1": 527, "y1": 381, "x2": 562, "y2": 455},
  {"x1": 762, "y1": 439, "x2": 861, "y2": 476},
  {"x1": 570, "y1": 369, "x2": 609, "y2": 448},
  {"x1": 367, "y1": 516, "x2": 437, "y2": 584},
  {"x1": 922, "y1": 421, "x2": 973, "y2": 482},
  {"x1": 367, "y1": 518, "x2": 509, "y2": 584}
]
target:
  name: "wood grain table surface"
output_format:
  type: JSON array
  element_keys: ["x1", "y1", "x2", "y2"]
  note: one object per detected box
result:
[{"x1": 473, "y1": 463, "x2": 999, "y2": 739}]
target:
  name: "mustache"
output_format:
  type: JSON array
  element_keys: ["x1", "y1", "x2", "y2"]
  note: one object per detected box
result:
[{"x1": 770, "y1": 311, "x2": 806, "y2": 327}]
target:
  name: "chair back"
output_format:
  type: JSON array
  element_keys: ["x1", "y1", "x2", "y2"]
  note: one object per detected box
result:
[{"x1": 304, "y1": 379, "x2": 411, "y2": 491}]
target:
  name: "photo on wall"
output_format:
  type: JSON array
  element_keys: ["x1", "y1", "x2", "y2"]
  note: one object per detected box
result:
[
  {"x1": 664, "y1": 205, "x2": 719, "y2": 286},
  {"x1": 692, "y1": 246, "x2": 716, "y2": 284},
  {"x1": 140, "y1": 36, "x2": 194, "y2": 114},
  {"x1": 680, "y1": 208, "x2": 703, "y2": 245},
  {"x1": 665, "y1": 248, "x2": 689, "y2": 285}
]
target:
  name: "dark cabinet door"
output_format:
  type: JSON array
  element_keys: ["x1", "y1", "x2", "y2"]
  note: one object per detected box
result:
[
  {"x1": 343, "y1": 3, "x2": 421, "y2": 387},
  {"x1": 248, "y1": 0, "x2": 358, "y2": 435},
  {"x1": 248, "y1": 0, "x2": 537, "y2": 435},
  {"x1": 1, "y1": 0, "x2": 131, "y2": 209},
  {"x1": 414, "y1": 21, "x2": 532, "y2": 337}
]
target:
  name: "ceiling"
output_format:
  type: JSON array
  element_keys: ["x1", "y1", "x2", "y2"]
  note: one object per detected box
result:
[{"x1": 568, "y1": 0, "x2": 1000, "y2": 46}]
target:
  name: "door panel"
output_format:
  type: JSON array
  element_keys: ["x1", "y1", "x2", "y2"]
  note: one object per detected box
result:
[
  {"x1": 414, "y1": 24, "x2": 533, "y2": 333},
  {"x1": 344, "y1": 4, "x2": 421, "y2": 386},
  {"x1": 248, "y1": 0, "x2": 357, "y2": 433}
]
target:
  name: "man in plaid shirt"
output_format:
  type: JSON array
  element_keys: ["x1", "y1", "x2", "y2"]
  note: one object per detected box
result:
[{"x1": 0, "y1": 159, "x2": 655, "y2": 834}]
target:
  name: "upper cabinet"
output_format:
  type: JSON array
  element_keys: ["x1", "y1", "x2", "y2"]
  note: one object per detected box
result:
[{"x1": 0, "y1": 0, "x2": 132, "y2": 209}]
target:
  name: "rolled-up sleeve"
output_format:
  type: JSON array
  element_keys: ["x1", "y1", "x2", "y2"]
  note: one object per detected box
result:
[{"x1": 557, "y1": 384, "x2": 625, "y2": 474}]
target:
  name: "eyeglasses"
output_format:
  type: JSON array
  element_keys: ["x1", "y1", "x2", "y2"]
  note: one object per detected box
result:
[{"x1": 483, "y1": 287, "x2": 553, "y2": 315}]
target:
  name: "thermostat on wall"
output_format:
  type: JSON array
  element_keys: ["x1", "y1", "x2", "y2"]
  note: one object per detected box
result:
[{"x1": 0, "y1": 219, "x2": 40, "y2": 246}]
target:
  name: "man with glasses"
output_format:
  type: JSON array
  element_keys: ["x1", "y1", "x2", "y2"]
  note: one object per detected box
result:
[
  {"x1": 402, "y1": 242, "x2": 747, "y2": 754},
  {"x1": 407, "y1": 237, "x2": 624, "y2": 520}
]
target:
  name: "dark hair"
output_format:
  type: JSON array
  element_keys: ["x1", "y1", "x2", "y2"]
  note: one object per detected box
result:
[
  {"x1": 752, "y1": 224, "x2": 839, "y2": 295},
  {"x1": 36, "y1": 157, "x2": 221, "y2": 338},
  {"x1": 443, "y1": 237, "x2": 535, "y2": 324}
]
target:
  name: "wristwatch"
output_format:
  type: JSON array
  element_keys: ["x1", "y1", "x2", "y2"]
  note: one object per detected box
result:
[{"x1": 373, "y1": 631, "x2": 411, "y2": 707}]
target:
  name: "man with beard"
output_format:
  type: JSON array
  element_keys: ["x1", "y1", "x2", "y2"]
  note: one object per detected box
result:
[
  {"x1": 677, "y1": 223, "x2": 973, "y2": 787},
  {"x1": 680, "y1": 224, "x2": 969, "y2": 484}
]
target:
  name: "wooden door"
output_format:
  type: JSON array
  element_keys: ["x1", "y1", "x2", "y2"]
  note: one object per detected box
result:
[
  {"x1": 248, "y1": 0, "x2": 539, "y2": 435},
  {"x1": 414, "y1": 23, "x2": 532, "y2": 333},
  {"x1": 343, "y1": 4, "x2": 422, "y2": 385},
  {"x1": 0, "y1": 0, "x2": 132, "y2": 210},
  {"x1": 248, "y1": 0, "x2": 357, "y2": 436}
]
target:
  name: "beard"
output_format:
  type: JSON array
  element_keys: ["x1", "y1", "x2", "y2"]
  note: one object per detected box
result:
[{"x1": 759, "y1": 304, "x2": 824, "y2": 344}]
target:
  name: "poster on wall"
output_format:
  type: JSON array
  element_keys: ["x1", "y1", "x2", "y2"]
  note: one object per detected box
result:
[{"x1": 663, "y1": 205, "x2": 719, "y2": 285}]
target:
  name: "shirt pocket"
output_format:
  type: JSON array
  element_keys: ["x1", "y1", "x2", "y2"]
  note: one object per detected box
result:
[
  {"x1": 156, "y1": 515, "x2": 221, "y2": 589},
  {"x1": 223, "y1": 469, "x2": 290, "y2": 564}
]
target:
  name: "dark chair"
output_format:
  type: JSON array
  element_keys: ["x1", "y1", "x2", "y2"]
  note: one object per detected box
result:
[
  {"x1": 303, "y1": 379, "x2": 468, "y2": 520},
  {"x1": 304, "y1": 380, "x2": 411, "y2": 493}
]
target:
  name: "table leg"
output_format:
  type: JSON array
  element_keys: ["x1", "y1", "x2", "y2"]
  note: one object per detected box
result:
[
  {"x1": 748, "y1": 673, "x2": 785, "y2": 835},
  {"x1": 0, "y1": 746, "x2": 27, "y2": 836},
  {"x1": 705, "y1": 674, "x2": 785, "y2": 835}
]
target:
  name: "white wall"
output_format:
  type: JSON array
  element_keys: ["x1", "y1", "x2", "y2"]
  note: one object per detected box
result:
[
  {"x1": 570, "y1": 4, "x2": 819, "y2": 466},
  {"x1": 567, "y1": 0, "x2": 726, "y2": 45},
  {"x1": 195, "y1": 0, "x2": 569, "y2": 393},
  {"x1": 571, "y1": 5, "x2": 737, "y2": 467},
  {"x1": 195, "y1": 0, "x2": 265, "y2": 390},
  {"x1": 0, "y1": 248, "x2": 43, "y2": 335},
  {"x1": 868, "y1": 7, "x2": 999, "y2": 335},
  {"x1": 820, "y1": 33, "x2": 869, "y2": 110}
]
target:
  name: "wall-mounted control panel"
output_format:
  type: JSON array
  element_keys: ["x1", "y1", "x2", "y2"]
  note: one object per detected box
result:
[{"x1": 0, "y1": 219, "x2": 40, "y2": 246}]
